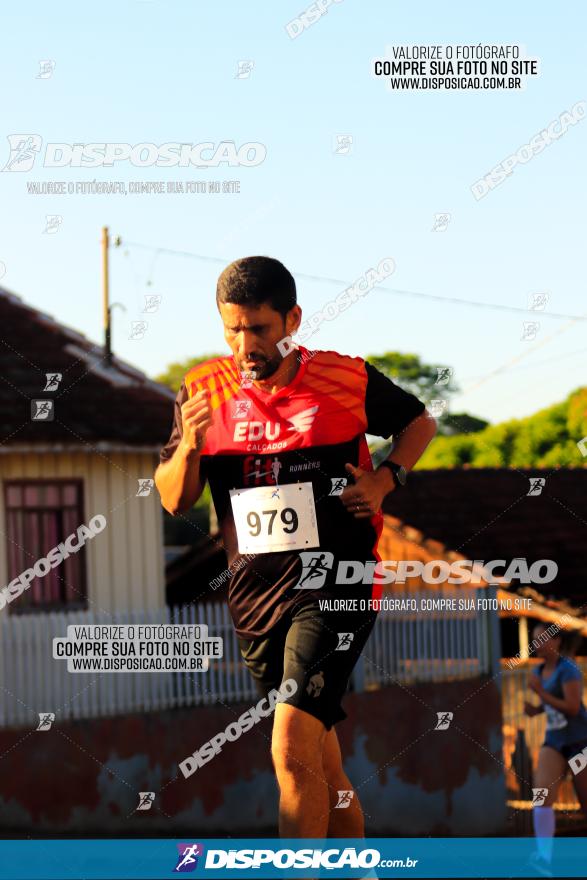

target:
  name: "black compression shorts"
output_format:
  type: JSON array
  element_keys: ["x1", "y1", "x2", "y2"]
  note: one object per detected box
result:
[{"x1": 237, "y1": 600, "x2": 378, "y2": 730}]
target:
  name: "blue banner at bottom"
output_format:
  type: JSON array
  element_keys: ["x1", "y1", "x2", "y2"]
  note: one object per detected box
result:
[{"x1": 0, "y1": 837, "x2": 584, "y2": 879}]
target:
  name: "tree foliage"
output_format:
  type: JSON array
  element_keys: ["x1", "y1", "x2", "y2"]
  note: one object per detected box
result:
[
  {"x1": 365, "y1": 351, "x2": 459, "y2": 404},
  {"x1": 417, "y1": 387, "x2": 587, "y2": 469},
  {"x1": 155, "y1": 354, "x2": 225, "y2": 392},
  {"x1": 365, "y1": 352, "x2": 487, "y2": 436}
]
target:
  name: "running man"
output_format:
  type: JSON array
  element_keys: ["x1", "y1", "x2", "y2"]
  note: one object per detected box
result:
[
  {"x1": 155, "y1": 256, "x2": 437, "y2": 839},
  {"x1": 524, "y1": 621, "x2": 587, "y2": 873}
]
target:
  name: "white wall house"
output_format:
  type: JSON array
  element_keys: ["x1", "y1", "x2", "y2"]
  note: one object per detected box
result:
[
  {"x1": 0, "y1": 287, "x2": 176, "y2": 725},
  {"x1": 0, "y1": 449, "x2": 166, "y2": 612}
]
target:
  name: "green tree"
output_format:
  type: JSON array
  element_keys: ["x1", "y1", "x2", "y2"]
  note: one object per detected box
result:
[
  {"x1": 365, "y1": 351, "x2": 459, "y2": 404},
  {"x1": 439, "y1": 412, "x2": 490, "y2": 436},
  {"x1": 155, "y1": 353, "x2": 225, "y2": 392},
  {"x1": 416, "y1": 387, "x2": 587, "y2": 470},
  {"x1": 365, "y1": 351, "x2": 487, "y2": 437}
]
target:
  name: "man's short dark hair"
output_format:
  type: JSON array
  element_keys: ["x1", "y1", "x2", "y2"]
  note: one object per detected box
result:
[{"x1": 216, "y1": 256, "x2": 296, "y2": 319}]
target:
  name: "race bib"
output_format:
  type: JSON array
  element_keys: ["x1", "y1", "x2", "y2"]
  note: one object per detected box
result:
[
  {"x1": 544, "y1": 704, "x2": 568, "y2": 731},
  {"x1": 229, "y1": 482, "x2": 320, "y2": 554}
]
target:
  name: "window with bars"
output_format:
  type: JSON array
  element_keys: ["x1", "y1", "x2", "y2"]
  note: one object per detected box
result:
[{"x1": 4, "y1": 480, "x2": 88, "y2": 612}]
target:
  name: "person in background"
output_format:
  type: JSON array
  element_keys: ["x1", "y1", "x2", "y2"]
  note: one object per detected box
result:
[{"x1": 524, "y1": 621, "x2": 587, "y2": 874}]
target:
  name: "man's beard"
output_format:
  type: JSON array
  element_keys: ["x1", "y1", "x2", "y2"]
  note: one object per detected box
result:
[{"x1": 238, "y1": 352, "x2": 282, "y2": 381}]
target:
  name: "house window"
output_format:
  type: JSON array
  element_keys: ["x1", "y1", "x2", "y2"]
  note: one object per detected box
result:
[{"x1": 4, "y1": 480, "x2": 87, "y2": 612}]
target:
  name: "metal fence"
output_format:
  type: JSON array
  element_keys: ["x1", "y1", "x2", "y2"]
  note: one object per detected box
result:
[
  {"x1": 0, "y1": 603, "x2": 258, "y2": 728},
  {"x1": 0, "y1": 588, "x2": 500, "y2": 728},
  {"x1": 359, "y1": 587, "x2": 499, "y2": 687}
]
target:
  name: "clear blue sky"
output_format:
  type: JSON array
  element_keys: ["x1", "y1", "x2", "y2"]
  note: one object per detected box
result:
[{"x1": 1, "y1": 1, "x2": 585, "y2": 424}]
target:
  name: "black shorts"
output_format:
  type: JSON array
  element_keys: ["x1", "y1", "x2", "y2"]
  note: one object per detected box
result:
[
  {"x1": 543, "y1": 737, "x2": 587, "y2": 761},
  {"x1": 237, "y1": 600, "x2": 378, "y2": 730}
]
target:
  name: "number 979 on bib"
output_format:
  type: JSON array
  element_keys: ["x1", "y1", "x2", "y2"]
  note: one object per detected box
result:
[{"x1": 229, "y1": 482, "x2": 320, "y2": 554}]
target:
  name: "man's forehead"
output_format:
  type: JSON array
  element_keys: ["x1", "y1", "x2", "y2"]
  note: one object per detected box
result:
[{"x1": 219, "y1": 302, "x2": 277, "y2": 325}]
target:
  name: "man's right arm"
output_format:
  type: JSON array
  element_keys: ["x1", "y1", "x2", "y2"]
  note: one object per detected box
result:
[
  {"x1": 154, "y1": 384, "x2": 214, "y2": 516},
  {"x1": 155, "y1": 442, "x2": 206, "y2": 516}
]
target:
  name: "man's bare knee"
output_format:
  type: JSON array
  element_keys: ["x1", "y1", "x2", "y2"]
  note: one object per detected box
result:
[
  {"x1": 271, "y1": 704, "x2": 326, "y2": 779},
  {"x1": 272, "y1": 732, "x2": 325, "y2": 776}
]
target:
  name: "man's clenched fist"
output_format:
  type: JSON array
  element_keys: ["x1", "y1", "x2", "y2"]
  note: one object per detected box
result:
[{"x1": 181, "y1": 387, "x2": 214, "y2": 452}]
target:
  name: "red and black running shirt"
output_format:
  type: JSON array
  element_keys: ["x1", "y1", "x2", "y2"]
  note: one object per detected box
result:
[{"x1": 159, "y1": 346, "x2": 426, "y2": 638}]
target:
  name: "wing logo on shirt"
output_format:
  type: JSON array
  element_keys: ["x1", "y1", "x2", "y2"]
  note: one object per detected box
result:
[{"x1": 286, "y1": 405, "x2": 319, "y2": 434}]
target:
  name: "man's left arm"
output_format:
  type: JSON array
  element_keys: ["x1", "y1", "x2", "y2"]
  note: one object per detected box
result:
[
  {"x1": 377, "y1": 405, "x2": 437, "y2": 474},
  {"x1": 340, "y1": 362, "x2": 437, "y2": 518}
]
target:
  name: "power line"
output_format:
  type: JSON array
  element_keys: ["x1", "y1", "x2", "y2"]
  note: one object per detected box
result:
[
  {"x1": 119, "y1": 239, "x2": 586, "y2": 321},
  {"x1": 460, "y1": 345, "x2": 587, "y2": 381},
  {"x1": 461, "y1": 310, "x2": 587, "y2": 396},
  {"x1": 117, "y1": 237, "x2": 587, "y2": 401}
]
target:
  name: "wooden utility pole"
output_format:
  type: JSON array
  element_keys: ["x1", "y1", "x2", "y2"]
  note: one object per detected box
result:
[{"x1": 101, "y1": 225, "x2": 112, "y2": 365}]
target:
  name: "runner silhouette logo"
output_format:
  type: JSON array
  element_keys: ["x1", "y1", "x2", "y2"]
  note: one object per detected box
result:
[{"x1": 293, "y1": 551, "x2": 334, "y2": 590}]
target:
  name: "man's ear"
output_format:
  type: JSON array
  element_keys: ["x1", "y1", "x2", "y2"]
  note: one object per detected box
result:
[{"x1": 285, "y1": 304, "x2": 302, "y2": 337}]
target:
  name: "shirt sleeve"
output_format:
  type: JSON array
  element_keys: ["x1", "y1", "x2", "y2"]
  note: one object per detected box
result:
[
  {"x1": 159, "y1": 382, "x2": 188, "y2": 463},
  {"x1": 559, "y1": 658, "x2": 582, "y2": 684},
  {"x1": 364, "y1": 361, "x2": 427, "y2": 439}
]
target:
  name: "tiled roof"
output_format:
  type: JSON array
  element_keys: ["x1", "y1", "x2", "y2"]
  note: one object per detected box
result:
[
  {"x1": 382, "y1": 468, "x2": 587, "y2": 608},
  {"x1": 379, "y1": 513, "x2": 587, "y2": 634},
  {"x1": 0, "y1": 286, "x2": 174, "y2": 449}
]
